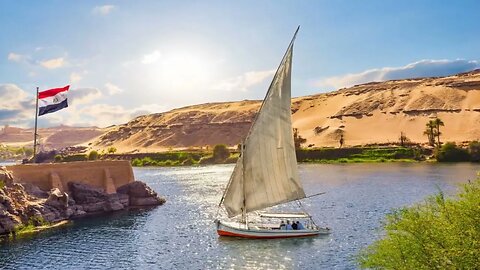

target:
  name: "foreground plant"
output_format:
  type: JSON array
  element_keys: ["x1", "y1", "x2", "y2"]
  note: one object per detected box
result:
[{"x1": 358, "y1": 178, "x2": 480, "y2": 269}]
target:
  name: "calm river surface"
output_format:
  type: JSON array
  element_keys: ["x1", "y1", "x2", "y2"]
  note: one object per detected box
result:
[{"x1": 1, "y1": 163, "x2": 479, "y2": 269}]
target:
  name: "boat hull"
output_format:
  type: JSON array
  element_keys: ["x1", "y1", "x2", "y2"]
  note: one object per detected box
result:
[{"x1": 216, "y1": 220, "x2": 330, "y2": 239}]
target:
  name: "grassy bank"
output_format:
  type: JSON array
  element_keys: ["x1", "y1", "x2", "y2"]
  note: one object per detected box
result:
[
  {"x1": 358, "y1": 177, "x2": 480, "y2": 269},
  {"x1": 296, "y1": 147, "x2": 423, "y2": 163},
  {"x1": 52, "y1": 146, "x2": 427, "y2": 167}
]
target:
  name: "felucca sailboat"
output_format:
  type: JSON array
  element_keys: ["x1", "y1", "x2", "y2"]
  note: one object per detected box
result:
[{"x1": 215, "y1": 27, "x2": 330, "y2": 239}]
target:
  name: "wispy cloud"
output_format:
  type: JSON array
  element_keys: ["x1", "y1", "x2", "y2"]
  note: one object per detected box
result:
[
  {"x1": 92, "y1": 5, "x2": 115, "y2": 15},
  {"x1": 0, "y1": 84, "x2": 33, "y2": 126},
  {"x1": 315, "y1": 59, "x2": 480, "y2": 89},
  {"x1": 7, "y1": 52, "x2": 27, "y2": 62},
  {"x1": 214, "y1": 69, "x2": 275, "y2": 92},
  {"x1": 104, "y1": 82, "x2": 123, "y2": 95},
  {"x1": 141, "y1": 50, "x2": 162, "y2": 64},
  {"x1": 68, "y1": 88, "x2": 102, "y2": 106},
  {"x1": 70, "y1": 72, "x2": 83, "y2": 83},
  {"x1": 39, "y1": 57, "x2": 66, "y2": 69}
]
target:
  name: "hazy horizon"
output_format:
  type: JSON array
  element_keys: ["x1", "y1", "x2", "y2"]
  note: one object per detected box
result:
[{"x1": 1, "y1": 0, "x2": 479, "y2": 128}]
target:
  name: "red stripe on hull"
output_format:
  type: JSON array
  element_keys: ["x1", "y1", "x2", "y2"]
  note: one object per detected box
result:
[{"x1": 217, "y1": 230, "x2": 318, "y2": 239}]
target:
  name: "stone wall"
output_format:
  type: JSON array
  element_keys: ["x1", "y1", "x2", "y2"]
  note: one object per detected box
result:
[{"x1": 5, "y1": 161, "x2": 134, "y2": 194}]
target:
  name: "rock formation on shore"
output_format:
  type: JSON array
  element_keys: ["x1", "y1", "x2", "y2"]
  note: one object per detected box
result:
[
  {"x1": 90, "y1": 69, "x2": 480, "y2": 151},
  {"x1": 0, "y1": 167, "x2": 165, "y2": 235}
]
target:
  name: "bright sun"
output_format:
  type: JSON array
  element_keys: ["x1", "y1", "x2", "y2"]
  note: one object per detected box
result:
[{"x1": 149, "y1": 50, "x2": 215, "y2": 91}]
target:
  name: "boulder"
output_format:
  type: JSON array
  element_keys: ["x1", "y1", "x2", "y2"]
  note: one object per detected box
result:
[
  {"x1": 68, "y1": 182, "x2": 108, "y2": 204},
  {"x1": 0, "y1": 166, "x2": 14, "y2": 187},
  {"x1": 45, "y1": 188, "x2": 69, "y2": 209},
  {"x1": 0, "y1": 212, "x2": 21, "y2": 234},
  {"x1": 117, "y1": 181, "x2": 166, "y2": 207},
  {"x1": 22, "y1": 183, "x2": 49, "y2": 198},
  {"x1": 117, "y1": 181, "x2": 156, "y2": 198},
  {"x1": 130, "y1": 196, "x2": 165, "y2": 207}
]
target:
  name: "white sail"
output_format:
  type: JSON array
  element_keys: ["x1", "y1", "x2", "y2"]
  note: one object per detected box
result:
[{"x1": 222, "y1": 33, "x2": 305, "y2": 217}]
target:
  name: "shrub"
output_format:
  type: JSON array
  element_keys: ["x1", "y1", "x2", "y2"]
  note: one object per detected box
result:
[
  {"x1": 107, "y1": 147, "x2": 117, "y2": 154},
  {"x1": 54, "y1": 155, "x2": 63, "y2": 162},
  {"x1": 62, "y1": 154, "x2": 88, "y2": 162},
  {"x1": 213, "y1": 144, "x2": 230, "y2": 162},
  {"x1": 131, "y1": 158, "x2": 143, "y2": 167},
  {"x1": 88, "y1": 150, "x2": 99, "y2": 160},
  {"x1": 468, "y1": 141, "x2": 480, "y2": 162},
  {"x1": 435, "y1": 142, "x2": 470, "y2": 162},
  {"x1": 358, "y1": 178, "x2": 480, "y2": 269}
]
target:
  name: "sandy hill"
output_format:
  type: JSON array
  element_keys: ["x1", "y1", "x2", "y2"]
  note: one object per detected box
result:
[
  {"x1": 91, "y1": 69, "x2": 480, "y2": 152},
  {"x1": 0, "y1": 125, "x2": 104, "y2": 150}
]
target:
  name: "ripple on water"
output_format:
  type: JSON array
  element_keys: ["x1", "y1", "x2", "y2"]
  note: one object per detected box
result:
[{"x1": 0, "y1": 163, "x2": 478, "y2": 269}]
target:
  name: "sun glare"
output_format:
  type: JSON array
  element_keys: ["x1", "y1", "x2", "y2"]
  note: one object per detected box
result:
[{"x1": 150, "y1": 50, "x2": 215, "y2": 91}]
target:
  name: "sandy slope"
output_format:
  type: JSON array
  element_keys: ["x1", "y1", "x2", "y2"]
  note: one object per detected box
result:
[
  {"x1": 90, "y1": 69, "x2": 480, "y2": 152},
  {"x1": 0, "y1": 125, "x2": 104, "y2": 150}
]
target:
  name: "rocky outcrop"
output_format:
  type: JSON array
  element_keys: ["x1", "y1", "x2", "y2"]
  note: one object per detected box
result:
[
  {"x1": 0, "y1": 167, "x2": 165, "y2": 235},
  {"x1": 117, "y1": 181, "x2": 166, "y2": 206}
]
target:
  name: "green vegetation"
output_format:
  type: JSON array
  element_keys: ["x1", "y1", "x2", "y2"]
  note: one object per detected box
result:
[
  {"x1": 0, "y1": 145, "x2": 34, "y2": 160},
  {"x1": 107, "y1": 147, "x2": 117, "y2": 154},
  {"x1": 11, "y1": 216, "x2": 48, "y2": 236},
  {"x1": 213, "y1": 144, "x2": 230, "y2": 162},
  {"x1": 131, "y1": 151, "x2": 210, "y2": 167},
  {"x1": 88, "y1": 150, "x2": 99, "y2": 160},
  {"x1": 296, "y1": 147, "x2": 420, "y2": 163},
  {"x1": 435, "y1": 142, "x2": 470, "y2": 162},
  {"x1": 468, "y1": 141, "x2": 480, "y2": 162},
  {"x1": 358, "y1": 177, "x2": 480, "y2": 269},
  {"x1": 424, "y1": 118, "x2": 444, "y2": 147},
  {"x1": 0, "y1": 179, "x2": 4, "y2": 189}
]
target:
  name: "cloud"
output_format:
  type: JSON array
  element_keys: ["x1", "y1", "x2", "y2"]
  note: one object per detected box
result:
[
  {"x1": 68, "y1": 88, "x2": 102, "y2": 105},
  {"x1": 70, "y1": 72, "x2": 83, "y2": 83},
  {"x1": 39, "y1": 57, "x2": 66, "y2": 69},
  {"x1": 315, "y1": 59, "x2": 480, "y2": 89},
  {"x1": 141, "y1": 50, "x2": 162, "y2": 64},
  {"x1": 130, "y1": 104, "x2": 166, "y2": 118},
  {"x1": 92, "y1": 5, "x2": 115, "y2": 15},
  {"x1": 0, "y1": 84, "x2": 34, "y2": 126},
  {"x1": 214, "y1": 69, "x2": 276, "y2": 92},
  {"x1": 104, "y1": 82, "x2": 123, "y2": 95},
  {"x1": 7, "y1": 52, "x2": 27, "y2": 62}
]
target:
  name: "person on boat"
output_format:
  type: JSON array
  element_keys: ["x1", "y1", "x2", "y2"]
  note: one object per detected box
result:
[
  {"x1": 296, "y1": 221, "x2": 305, "y2": 230},
  {"x1": 286, "y1": 220, "x2": 293, "y2": 230},
  {"x1": 292, "y1": 221, "x2": 298, "y2": 230},
  {"x1": 279, "y1": 220, "x2": 286, "y2": 230}
]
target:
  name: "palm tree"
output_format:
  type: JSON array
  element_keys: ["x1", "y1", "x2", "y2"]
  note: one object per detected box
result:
[
  {"x1": 424, "y1": 120, "x2": 436, "y2": 146},
  {"x1": 434, "y1": 118, "x2": 444, "y2": 146}
]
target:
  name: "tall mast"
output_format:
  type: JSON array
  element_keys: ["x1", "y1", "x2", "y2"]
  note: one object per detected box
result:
[{"x1": 33, "y1": 87, "x2": 39, "y2": 163}]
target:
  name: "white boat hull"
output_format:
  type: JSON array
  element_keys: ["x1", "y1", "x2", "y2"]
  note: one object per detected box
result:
[{"x1": 216, "y1": 220, "x2": 330, "y2": 239}]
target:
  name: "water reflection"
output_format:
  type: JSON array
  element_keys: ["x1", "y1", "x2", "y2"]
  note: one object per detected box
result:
[{"x1": 0, "y1": 163, "x2": 479, "y2": 269}]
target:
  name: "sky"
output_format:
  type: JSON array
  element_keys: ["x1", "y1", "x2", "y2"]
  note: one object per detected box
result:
[{"x1": 0, "y1": 0, "x2": 479, "y2": 128}]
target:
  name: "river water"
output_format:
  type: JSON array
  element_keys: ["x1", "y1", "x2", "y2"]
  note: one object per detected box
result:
[{"x1": 0, "y1": 163, "x2": 478, "y2": 269}]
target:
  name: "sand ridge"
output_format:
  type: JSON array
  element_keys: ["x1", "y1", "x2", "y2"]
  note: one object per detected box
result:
[{"x1": 90, "y1": 69, "x2": 480, "y2": 152}]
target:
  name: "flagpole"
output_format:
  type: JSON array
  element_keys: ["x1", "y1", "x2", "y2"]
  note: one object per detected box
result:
[{"x1": 33, "y1": 86, "x2": 39, "y2": 163}]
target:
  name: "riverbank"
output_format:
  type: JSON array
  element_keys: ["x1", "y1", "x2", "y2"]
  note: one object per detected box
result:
[
  {"x1": 26, "y1": 143, "x2": 480, "y2": 167},
  {"x1": 0, "y1": 164, "x2": 165, "y2": 237},
  {"x1": 116, "y1": 146, "x2": 428, "y2": 166}
]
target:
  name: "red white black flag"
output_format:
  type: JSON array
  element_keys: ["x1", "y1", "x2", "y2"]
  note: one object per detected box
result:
[{"x1": 38, "y1": 85, "x2": 69, "y2": 116}]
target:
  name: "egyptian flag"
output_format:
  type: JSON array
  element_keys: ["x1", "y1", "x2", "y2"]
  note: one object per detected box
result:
[{"x1": 38, "y1": 85, "x2": 69, "y2": 116}]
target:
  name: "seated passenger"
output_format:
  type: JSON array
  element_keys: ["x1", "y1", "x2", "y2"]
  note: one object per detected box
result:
[
  {"x1": 286, "y1": 220, "x2": 293, "y2": 230},
  {"x1": 292, "y1": 221, "x2": 298, "y2": 230},
  {"x1": 279, "y1": 220, "x2": 286, "y2": 230},
  {"x1": 296, "y1": 221, "x2": 305, "y2": 230}
]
